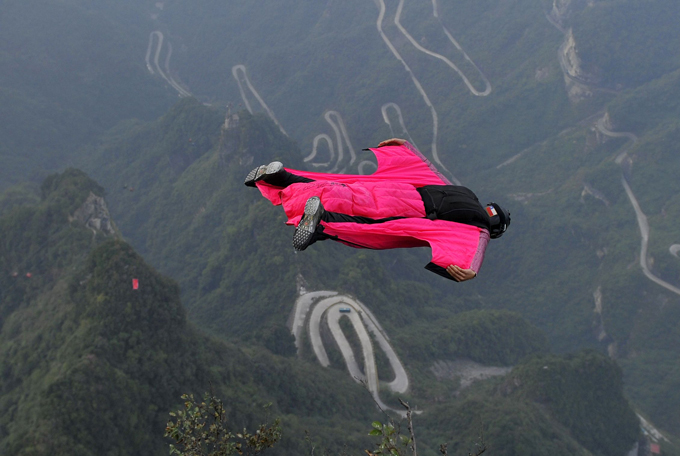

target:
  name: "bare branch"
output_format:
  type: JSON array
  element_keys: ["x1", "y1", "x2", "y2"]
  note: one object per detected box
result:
[
  {"x1": 468, "y1": 426, "x2": 486, "y2": 456},
  {"x1": 304, "y1": 430, "x2": 316, "y2": 456},
  {"x1": 398, "y1": 399, "x2": 417, "y2": 456}
]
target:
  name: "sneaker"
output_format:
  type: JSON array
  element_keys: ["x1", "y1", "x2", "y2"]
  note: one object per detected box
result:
[
  {"x1": 244, "y1": 161, "x2": 284, "y2": 187},
  {"x1": 244, "y1": 165, "x2": 266, "y2": 187},
  {"x1": 293, "y1": 197, "x2": 325, "y2": 251},
  {"x1": 262, "y1": 161, "x2": 284, "y2": 182}
]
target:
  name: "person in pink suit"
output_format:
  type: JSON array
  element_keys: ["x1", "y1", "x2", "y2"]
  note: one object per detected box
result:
[{"x1": 246, "y1": 139, "x2": 510, "y2": 282}]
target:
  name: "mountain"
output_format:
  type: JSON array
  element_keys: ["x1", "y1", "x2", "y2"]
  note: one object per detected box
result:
[
  {"x1": 0, "y1": 169, "x2": 642, "y2": 456},
  {"x1": 0, "y1": 169, "x2": 379, "y2": 454},
  {"x1": 419, "y1": 350, "x2": 639, "y2": 456},
  {"x1": 2, "y1": 0, "x2": 680, "y2": 453},
  {"x1": 81, "y1": 90, "x2": 680, "y2": 449},
  {"x1": 76, "y1": 89, "x2": 679, "y2": 450}
]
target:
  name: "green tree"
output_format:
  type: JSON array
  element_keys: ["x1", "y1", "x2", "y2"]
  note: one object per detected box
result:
[{"x1": 166, "y1": 393, "x2": 281, "y2": 456}]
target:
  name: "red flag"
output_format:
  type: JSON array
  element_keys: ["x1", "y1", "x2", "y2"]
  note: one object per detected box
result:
[
  {"x1": 651, "y1": 443, "x2": 661, "y2": 454},
  {"x1": 132, "y1": 278, "x2": 139, "y2": 290}
]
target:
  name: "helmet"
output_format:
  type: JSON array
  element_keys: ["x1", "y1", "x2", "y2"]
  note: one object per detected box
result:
[{"x1": 486, "y1": 202, "x2": 511, "y2": 239}]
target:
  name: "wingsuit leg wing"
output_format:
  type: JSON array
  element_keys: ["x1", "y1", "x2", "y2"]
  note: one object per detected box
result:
[{"x1": 317, "y1": 218, "x2": 489, "y2": 278}]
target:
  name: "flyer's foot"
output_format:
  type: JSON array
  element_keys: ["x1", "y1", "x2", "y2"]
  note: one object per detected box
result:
[
  {"x1": 261, "y1": 161, "x2": 285, "y2": 183},
  {"x1": 244, "y1": 162, "x2": 284, "y2": 187},
  {"x1": 244, "y1": 165, "x2": 266, "y2": 187},
  {"x1": 293, "y1": 197, "x2": 324, "y2": 251}
]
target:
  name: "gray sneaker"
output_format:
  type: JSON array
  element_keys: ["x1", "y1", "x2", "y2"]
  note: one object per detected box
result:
[
  {"x1": 293, "y1": 197, "x2": 325, "y2": 251},
  {"x1": 244, "y1": 162, "x2": 284, "y2": 187},
  {"x1": 244, "y1": 165, "x2": 266, "y2": 187}
]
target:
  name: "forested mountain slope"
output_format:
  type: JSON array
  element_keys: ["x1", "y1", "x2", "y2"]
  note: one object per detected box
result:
[
  {"x1": 0, "y1": 170, "x2": 379, "y2": 454},
  {"x1": 2, "y1": 0, "x2": 680, "y2": 453},
  {"x1": 0, "y1": 171, "x2": 641, "y2": 456},
  {"x1": 82, "y1": 86, "x2": 680, "y2": 442}
]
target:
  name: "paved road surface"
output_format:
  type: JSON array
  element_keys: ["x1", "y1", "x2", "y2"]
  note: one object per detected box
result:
[
  {"x1": 232, "y1": 64, "x2": 287, "y2": 136},
  {"x1": 595, "y1": 118, "x2": 680, "y2": 297},
  {"x1": 291, "y1": 290, "x2": 410, "y2": 414},
  {"x1": 396, "y1": 0, "x2": 492, "y2": 97},
  {"x1": 382, "y1": 103, "x2": 418, "y2": 151},
  {"x1": 375, "y1": 0, "x2": 456, "y2": 183},
  {"x1": 145, "y1": 31, "x2": 191, "y2": 97},
  {"x1": 291, "y1": 291, "x2": 337, "y2": 350}
]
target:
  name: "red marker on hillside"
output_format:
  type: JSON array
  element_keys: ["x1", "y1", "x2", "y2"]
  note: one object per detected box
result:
[{"x1": 132, "y1": 278, "x2": 139, "y2": 290}]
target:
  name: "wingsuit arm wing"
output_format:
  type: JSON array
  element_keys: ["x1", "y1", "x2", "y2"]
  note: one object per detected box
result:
[
  {"x1": 424, "y1": 221, "x2": 490, "y2": 280},
  {"x1": 425, "y1": 262, "x2": 457, "y2": 281},
  {"x1": 254, "y1": 142, "x2": 450, "y2": 207},
  {"x1": 277, "y1": 142, "x2": 451, "y2": 186}
]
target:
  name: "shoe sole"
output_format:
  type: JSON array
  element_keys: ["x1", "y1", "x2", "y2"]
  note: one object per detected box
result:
[
  {"x1": 244, "y1": 165, "x2": 266, "y2": 187},
  {"x1": 293, "y1": 197, "x2": 323, "y2": 251},
  {"x1": 265, "y1": 161, "x2": 283, "y2": 176},
  {"x1": 244, "y1": 162, "x2": 284, "y2": 187}
]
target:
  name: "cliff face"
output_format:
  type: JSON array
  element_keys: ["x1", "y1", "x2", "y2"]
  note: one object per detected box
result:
[
  {"x1": 562, "y1": 29, "x2": 584, "y2": 81},
  {"x1": 549, "y1": 0, "x2": 607, "y2": 102},
  {"x1": 71, "y1": 191, "x2": 117, "y2": 236},
  {"x1": 550, "y1": 0, "x2": 573, "y2": 26},
  {"x1": 551, "y1": 0, "x2": 599, "y2": 24},
  {"x1": 559, "y1": 29, "x2": 594, "y2": 102}
]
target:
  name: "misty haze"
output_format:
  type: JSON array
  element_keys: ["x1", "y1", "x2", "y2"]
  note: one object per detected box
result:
[{"x1": 1, "y1": 1, "x2": 679, "y2": 455}]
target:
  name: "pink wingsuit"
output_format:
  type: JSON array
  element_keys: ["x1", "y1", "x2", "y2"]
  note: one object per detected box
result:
[{"x1": 255, "y1": 143, "x2": 490, "y2": 276}]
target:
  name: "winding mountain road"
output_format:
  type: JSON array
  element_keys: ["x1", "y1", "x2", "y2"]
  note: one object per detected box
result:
[
  {"x1": 382, "y1": 103, "x2": 419, "y2": 150},
  {"x1": 397, "y1": 0, "x2": 492, "y2": 97},
  {"x1": 232, "y1": 64, "x2": 287, "y2": 136},
  {"x1": 291, "y1": 290, "x2": 409, "y2": 414},
  {"x1": 372, "y1": 0, "x2": 493, "y2": 184},
  {"x1": 543, "y1": 8, "x2": 680, "y2": 299},
  {"x1": 305, "y1": 111, "x2": 382, "y2": 175},
  {"x1": 543, "y1": 8, "x2": 680, "y2": 440},
  {"x1": 145, "y1": 31, "x2": 191, "y2": 97},
  {"x1": 231, "y1": 64, "x2": 288, "y2": 136},
  {"x1": 305, "y1": 134, "x2": 335, "y2": 167},
  {"x1": 221, "y1": 4, "x2": 488, "y2": 178},
  {"x1": 327, "y1": 309, "x2": 371, "y2": 383},
  {"x1": 291, "y1": 290, "x2": 338, "y2": 349},
  {"x1": 670, "y1": 245, "x2": 680, "y2": 258},
  {"x1": 374, "y1": 0, "x2": 450, "y2": 182},
  {"x1": 596, "y1": 118, "x2": 680, "y2": 297},
  {"x1": 305, "y1": 113, "x2": 347, "y2": 170},
  {"x1": 305, "y1": 111, "x2": 356, "y2": 172}
]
